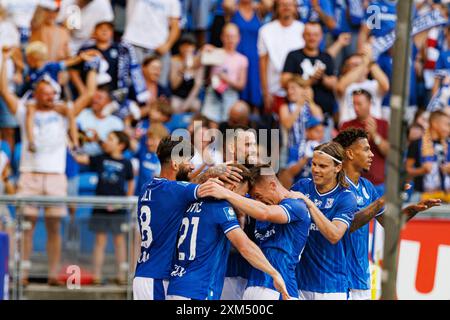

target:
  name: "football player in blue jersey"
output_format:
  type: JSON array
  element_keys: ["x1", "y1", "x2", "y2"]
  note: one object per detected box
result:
[
  {"x1": 133, "y1": 135, "x2": 242, "y2": 300},
  {"x1": 199, "y1": 165, "x2": 311, "y2": 300},
  {"x1": 334, "y1": 128, "x2": 442, "y2": 300},
  {"x1": 221, "y1": 127, "x2": 259, "y2": 300},
  {"x1": 290, "y1": 141, "x2": 358, "y2": 300},
  {"x1": 166, "y1": 164, "x2": 289, "y2": 300}
]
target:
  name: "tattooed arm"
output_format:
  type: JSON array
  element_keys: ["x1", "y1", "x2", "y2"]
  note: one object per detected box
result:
[
  {"x1": 190, "y1": 163, "x2": 243, "y2": 184},
  {"x1": 350, "y1": 197, "x2": 386, "y2": 233}
]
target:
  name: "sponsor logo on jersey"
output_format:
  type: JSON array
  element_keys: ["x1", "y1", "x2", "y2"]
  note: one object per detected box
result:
[
  {"x1": 309, "y1": 223, "x2": 319, "y2": 231},
  {"x1": 255, "y1": 228, "x2": 276, "y2": 241}
]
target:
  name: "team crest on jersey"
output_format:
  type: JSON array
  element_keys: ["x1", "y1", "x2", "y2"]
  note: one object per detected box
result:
[
  {"x1": 223, "y1": 207, "x2": 236, "y2": 221},
  {"x1": 314, "y1": 199, "x2": 323, "y2": 207},
  {"x1": 362, "y1": 187, "x2": 370, "y2": 200},
  {"x1": 356, "y1": 196, "x2": 364, "y2": 206},
  {"x1": 324, "y1": 198, "x2": 334, "y2": 209}
]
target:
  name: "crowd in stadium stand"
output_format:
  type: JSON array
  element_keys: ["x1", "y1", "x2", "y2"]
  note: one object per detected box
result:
[{"x1": 0, "y1": 0, "x2": 449, "y2": 286}]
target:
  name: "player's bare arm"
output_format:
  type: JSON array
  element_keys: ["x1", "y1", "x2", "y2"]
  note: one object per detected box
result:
[
  {"x1": 198, "y1": 181, "x2": 292, "y2": 224},
  {"x1": 290, "y1": 191, "x2": 348, "y2": 244},
  {"x1": 226, "y1": 227, "x2": 290, "y2": 300}
]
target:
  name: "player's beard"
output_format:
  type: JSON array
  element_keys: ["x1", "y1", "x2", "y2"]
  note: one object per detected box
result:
[{"x1": 176, "y1": 166, "x2": 191, "y2": 181}]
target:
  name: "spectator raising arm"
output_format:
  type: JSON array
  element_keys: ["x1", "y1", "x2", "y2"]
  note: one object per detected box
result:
[
  {"x1": 0, "y1": 47, "x2": 19, "y2": 115},
  {"x1": 72, "y1": 69, "x2": 97, "y2": 117}
]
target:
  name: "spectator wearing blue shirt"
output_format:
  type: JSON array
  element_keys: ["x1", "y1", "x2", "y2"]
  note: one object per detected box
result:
[{"x1": 134, "y1": 123, "x2": 169, "y2": 195}]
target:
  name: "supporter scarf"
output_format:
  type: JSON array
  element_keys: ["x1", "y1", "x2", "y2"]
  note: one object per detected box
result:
[
  {"x1": 420, "y1": 129, "x2": 450, "y2": 192},
  {"x1": 119, "y1": 42, "x2": 150, "y2": 104},
  {"x1": 372, "y1": 9, "x2": 448, "y2": 60},
  {"x1": 427, "y1": 83, "x2": 450, "y2": 112}
]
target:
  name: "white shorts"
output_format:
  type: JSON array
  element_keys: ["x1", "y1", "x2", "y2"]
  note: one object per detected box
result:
[
  {"x1": 220, "y1": 276, "x2": 248, "y2": 300},
  {"x1": 133, "y1": 277, "x2": 169, "y2": 300},
  {"x1": 166, "y1": 295, "x2": 191, "y2": 300},
  {"x1": 299, "y1": 290, "x2": 348, "y2": 300},
  {"x1": 243, "y1": 286, "x2": 280, "y2": 300},
  {"x1": 349, "y1": 289, "x2": 371, "y2": 300}
]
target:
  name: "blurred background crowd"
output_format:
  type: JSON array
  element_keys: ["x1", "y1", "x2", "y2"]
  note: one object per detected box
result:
[{"x1": 0, "y1": 0, "x2": 449, "y2": 286}]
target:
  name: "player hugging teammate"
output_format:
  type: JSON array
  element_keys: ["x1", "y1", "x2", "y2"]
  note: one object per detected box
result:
[{"x1": 133, "y1": 128, "x2": 441, "y2": 301}]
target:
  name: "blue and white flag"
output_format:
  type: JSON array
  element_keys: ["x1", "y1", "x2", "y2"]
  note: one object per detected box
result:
[
  {"x1": 372, "y1": 9, "x2": 449, "y2": 60},
  {"x1": 427, "y1": 83, "x2": 450, "y2": 112}
]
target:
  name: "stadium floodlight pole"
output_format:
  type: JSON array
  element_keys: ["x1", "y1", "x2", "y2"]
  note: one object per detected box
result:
[{"x1": 381, "y1": 0, "x2": 414, "y2": 300}]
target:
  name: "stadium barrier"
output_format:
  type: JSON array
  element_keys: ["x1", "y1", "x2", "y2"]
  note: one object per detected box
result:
[
  {"x1": 0, "y1": 195, "x2": 448, "y2": 300},
  {"x1": 0, "y1": 195, "x2": 138, "y2": 300}
]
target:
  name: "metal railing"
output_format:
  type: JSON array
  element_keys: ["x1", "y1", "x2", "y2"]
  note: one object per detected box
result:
[{"x1": 0, "y1": 195, "x2": 138, "y2": 300}]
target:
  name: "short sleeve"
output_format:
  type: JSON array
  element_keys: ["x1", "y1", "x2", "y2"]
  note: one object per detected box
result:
[
  {"x1": 168, "y1": 0, "x2": 181, "y2": 18},
  {"x1": 406, "y1": 139, "x2": 420, "y2": 161},
  {"x1": 290, "y1": 178, "x2": 311, "y2": 193},
  {"x1": 332, "y1": 190, "x2": 357, "y2": 228},
  {"x1": 367, "y1": 181, "x2": 385, "y2": 217},
  {"x1": 279, "y1": 198, "x2": 309, "y2": 223},
  {"x1": 282, "y1": 51, "x2": 299, "y2": 73},
  {"x1": 215, "y1": 204, "x2": 240, "y2": 235},
  {"x1": 324, "y1": 53, "x2": 334, "y2": 76},
  {"x1": 169, "y1": 181, "x2": 200, "y2": 204},
  {"x1": 257, "y1": 27, "x2": 268, "y2": 56}
]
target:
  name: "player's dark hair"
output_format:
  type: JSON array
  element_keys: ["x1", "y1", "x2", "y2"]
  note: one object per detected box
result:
[
  {"x1": 157, "y1": 135, "x2": 194, "y2": 165},
  {"x1": 229, "y1": 163, "x2": 254, "y2": 186},
  {"x1": 314, "y1": 142, "x2": 348, "y2": 189},
  {"x1": 246, "y1": 163, "x2": 276, "y2": 187},
  {"x1": 333, "y1": 128, "x2": 369, "y2": 150},
  {"x1": 111, "y1": 130, "x2": 130, "y2": 151}
]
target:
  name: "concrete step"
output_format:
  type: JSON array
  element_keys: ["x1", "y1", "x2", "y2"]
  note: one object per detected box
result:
[{"x1": 22, "y1": 284, "x2": 129, "y2": 300}]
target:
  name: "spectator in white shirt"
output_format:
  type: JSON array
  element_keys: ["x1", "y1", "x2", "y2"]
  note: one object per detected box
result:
[
  {"x1": 257, "y1": 0, "x2": 304, "y2": 114},
  {"x1": 122, "y1": 0, "x2": 181, "y2": 87},
  {"x1": 0, "y1": 47, "x2": 82, "y2": 286}
]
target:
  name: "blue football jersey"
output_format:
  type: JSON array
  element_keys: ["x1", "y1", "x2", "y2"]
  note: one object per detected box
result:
[
  {"x1": 246, "y1": 198, "x2": 311, "y2": 298},
  {"x1": 134, "y1": 178, "x2": 199, "y2": 279},
  {"x1": 344, "y1": 176, "x2": 384, "y2": 290},
  {"x1": 292, "y1": 178, "x2": 357, "y2": 293},
  {"x1": 167, "y1": 199, "x2": 240, "y2": 300}
]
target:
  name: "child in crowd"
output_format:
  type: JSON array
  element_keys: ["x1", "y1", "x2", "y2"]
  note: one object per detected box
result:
[{"x1": 74, "y1": 131, "x2": 134, "y2": 285}]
